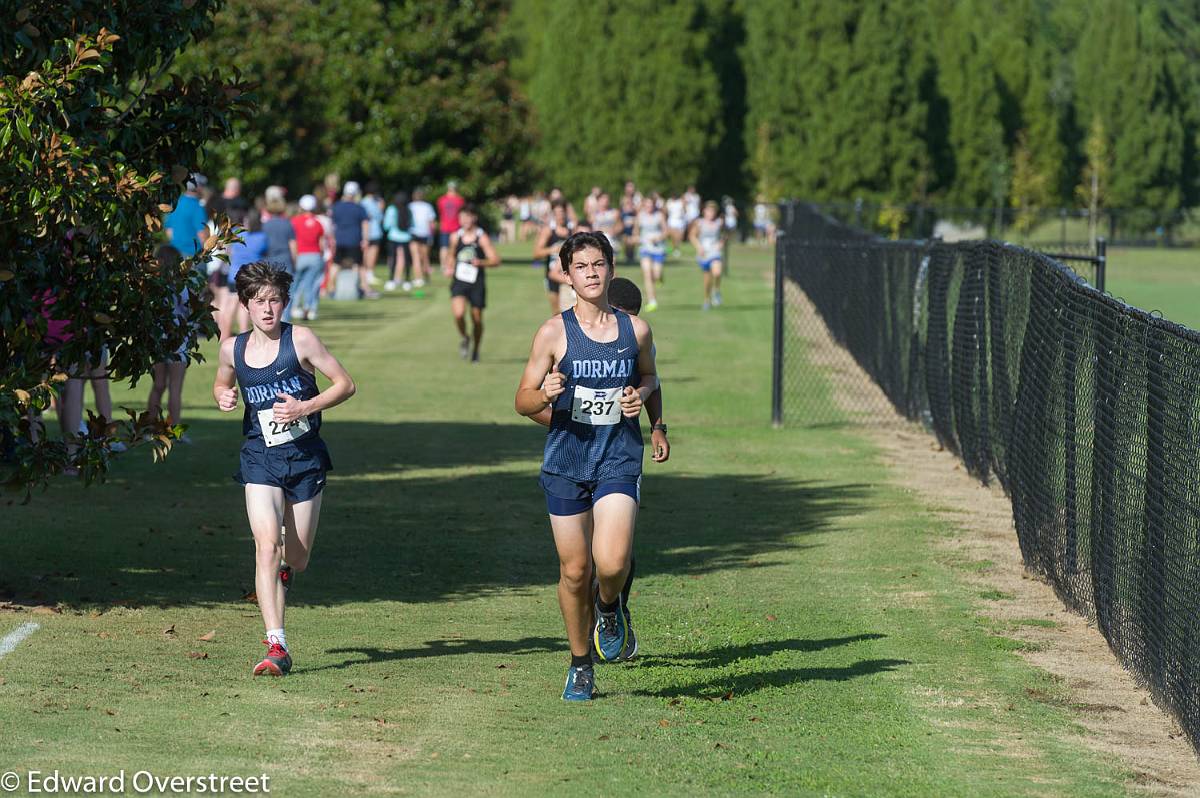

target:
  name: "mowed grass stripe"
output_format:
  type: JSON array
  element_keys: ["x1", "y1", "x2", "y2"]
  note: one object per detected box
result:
[{"x1": 0, "y1": 243, "x2": 1130, "y2": 795}]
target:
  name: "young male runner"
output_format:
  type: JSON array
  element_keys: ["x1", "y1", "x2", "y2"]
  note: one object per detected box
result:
[
  {"x1": 445, "y1": 204, "x2": 500, "y2": 362},
  {"x1": 212, "y1": 262, "x2": 356, "y2": 676},
  {"x1": 525, "y1": 277, "x2": 669, "y2": 662},
  {"x1": 514, "y1": 232, "x2": 658, "y2": 701},
  {"x1": 690, "y1": 200, "x2": 727, "y2": 309}
]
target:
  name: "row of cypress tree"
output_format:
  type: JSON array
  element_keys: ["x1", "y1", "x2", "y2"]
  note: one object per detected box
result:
[{"x1": 514, "y1": 0, "x2": 1200, "y2": 218}]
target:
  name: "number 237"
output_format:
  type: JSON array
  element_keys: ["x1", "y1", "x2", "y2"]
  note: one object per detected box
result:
[{"x1": 579, "y1": 399, "x2": 615, "y2": 416}]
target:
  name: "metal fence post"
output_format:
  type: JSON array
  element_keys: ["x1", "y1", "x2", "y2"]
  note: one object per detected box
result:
[
  {"x1": 1096, "y1": 237, "x2": 1107, "y2": 294},
  {"x1": 772, "y1": 232, "x2": 786, "y2": 427}
]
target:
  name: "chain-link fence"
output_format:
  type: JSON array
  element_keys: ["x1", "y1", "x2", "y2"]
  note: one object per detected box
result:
[{"x1": 772, "y1": 202, "x2": 1200, "y2": 751}]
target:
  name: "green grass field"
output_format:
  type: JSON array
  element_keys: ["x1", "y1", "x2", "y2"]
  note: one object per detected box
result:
[{"x1": 0, "y1": 241, "x2": 1148, "y2": 795}]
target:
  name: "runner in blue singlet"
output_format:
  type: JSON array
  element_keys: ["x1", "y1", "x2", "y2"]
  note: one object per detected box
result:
[
  {"x1": 515, "y1": 231, "x2": 658, "y2": 701},
  {"x1": 212, "y1": 262, "x2": 356, "y2": 678}
]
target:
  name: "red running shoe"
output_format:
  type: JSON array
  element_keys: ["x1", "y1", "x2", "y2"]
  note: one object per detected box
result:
[{"x1": 252, "y1": 640, "x2": 292, "y2": 676}]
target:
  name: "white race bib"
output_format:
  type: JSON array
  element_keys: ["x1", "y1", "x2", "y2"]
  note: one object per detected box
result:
[
  {"x1": 570, "y1": 385, "x2": 623, "y2": 426},
  {"x1": 257, "y1": 407, "x2": 312, "y2": 447},
  {"x1": 454, "y1": 261, "x2": 479, "y2": 284}
]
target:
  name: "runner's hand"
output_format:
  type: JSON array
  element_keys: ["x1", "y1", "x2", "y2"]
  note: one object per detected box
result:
[
  {"x1": 273, "y1": 392, "x2": 306, "y2": 424},
  {"x1": 542, "y1": 363, "x2": 566, "y2": 404},
  {"x1": 217, "y1": 387, "x2": 239, "y2": 412},
  {"x1": 651, "y1": 429, "x2": 670, "y2": 463},
  {"x1": 619, "y1": 385, "x2": 643, "y2": 417}
]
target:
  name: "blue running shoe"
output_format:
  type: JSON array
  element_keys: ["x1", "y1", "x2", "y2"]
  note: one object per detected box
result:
[
  {"x1": 562, "y1": 665, "x2": 595, "y2": 701},
  {"x1": 592, "y1": 596, "x2": 628, "y2": 662}
]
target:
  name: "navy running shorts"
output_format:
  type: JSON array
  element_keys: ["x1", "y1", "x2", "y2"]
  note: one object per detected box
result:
[
  {"x1": 540, "y1": 472, "x2": 640, "y2": 516},
  {"x1": 235, "y1": 440, "x2": 332, "y2": 503}
]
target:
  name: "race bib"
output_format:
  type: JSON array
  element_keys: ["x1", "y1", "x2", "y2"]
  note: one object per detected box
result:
[
  {"x1": 454, "y1": 261, "x2": 479, "y2": 284},
  {"x1": 257, "y1": 407, "x2": 311, "y2": 447},
  {"x1": 570, "y1": 385, "x2": 623, "y2": 426}
]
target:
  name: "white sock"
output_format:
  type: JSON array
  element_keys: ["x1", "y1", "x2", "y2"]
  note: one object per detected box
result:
[{"x1": 266, "y1": 628, "x2": 288, "y2": 650}]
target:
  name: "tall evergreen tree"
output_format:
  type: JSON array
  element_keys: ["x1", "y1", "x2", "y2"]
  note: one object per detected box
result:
[
  {"x1": 530, "y1": 0, "x2": 722, "y2": 200},
  {"x1": 932, "y1": 0, "x2": 1006, "y2": 208},
  {"x1": 1074, "y1": 0, "x2": 1186, "y2": 220},
  {"x1": 178, "y1": 0, "x2": 535, "y2": 197},
  {"x1": 743, "y1": 0, "x2": 933, "y2": 203}
]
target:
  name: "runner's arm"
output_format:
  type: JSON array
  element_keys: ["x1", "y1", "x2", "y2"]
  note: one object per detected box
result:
[
  {"x1": 212, "y1": 338, "x2": 239, "y2": 411},
  {"x1": 632, "y1": 318, "x2": 658, "y2": 402},
  {"x1": 476, "y1": 232, "x2": 501, "y2": 268},
  {"x1": 532, "y1": 225, "x2": 555, "y2": 259},
  {"x1": 515, "y1": 321, "x2": 563, "y2": 417},
  {"x1": 291, "y1": 326, "x2": 356, "y2": 414}
]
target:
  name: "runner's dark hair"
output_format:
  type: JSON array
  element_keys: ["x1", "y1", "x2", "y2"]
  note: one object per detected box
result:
[
  {"x1": 235, "y1": 261, "x2": 292, "y2": 306},
  {"x1": 559, "y1": 231, "x2": 614, "y2": 272}
]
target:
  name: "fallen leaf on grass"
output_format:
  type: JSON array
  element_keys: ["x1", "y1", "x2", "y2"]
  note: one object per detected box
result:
[
  {"x1": 658, "y1": 719, "x2": 670, "y2": 728},
  {"x1": 163, "y1": 624, "x2": 176, "y2": 636},
  {"x1": 104, "y1": 709, "x2": 116, "y2": 716},
  {"x1": 186, "y1": 651, "x2": 208, "y2": 660},
  {"x1": 495, "y1": 663, "x2": 509, "y2": 669},
  {"x1": 667, "y1": 698, "x2": 681, "y2": 706},
  {"x1": 722, "y1": 690, "x2": 734, "y2": 701},
  {"x1": 765, "y1": 614, "x2": 778, "y2": 622},
  {"x1": 97, "y1": 632, "x2": 112, "y2": 639},
  {"x1": 598, "y1": 734, "x2": 610, "y2": 741},
  {"x1": 714, "y1": 742, "x2": 727, "y2": 750},
  {"x1": 197, "y1": 630, "x2": 215, "y2": 642},
  {"x1": 241, "y1": 589, "x2": 257, "y2": 602},
  {"x1": 749, "y1": 716, "x2": 761, "y2": 722}
]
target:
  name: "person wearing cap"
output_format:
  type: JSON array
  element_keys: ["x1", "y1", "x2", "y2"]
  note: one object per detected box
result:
[
  {"x1": 164, "y1": 174, "x2": 209, "y2": 261},
  {"x1": 436, "y1": 180, "x2": 465, "y2": 273},
  {"x1": 329, "y1": 181, "x2": 375, "y2": 300},
  {"x1": 291, "y1": 195, "x2": 331, "y2": 321}
]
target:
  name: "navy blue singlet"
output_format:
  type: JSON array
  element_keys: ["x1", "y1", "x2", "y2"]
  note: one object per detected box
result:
[
  {"x1": 542, "y1": 309, "x2": 643, "y2": 482},
  {"x1": 234, "y1": 323, "x2": 323, "y2": 449}
]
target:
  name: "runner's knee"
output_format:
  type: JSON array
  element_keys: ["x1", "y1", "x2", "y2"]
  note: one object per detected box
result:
[{"x1": 559, "y1": 559, "x2": 591, "y2": 592}]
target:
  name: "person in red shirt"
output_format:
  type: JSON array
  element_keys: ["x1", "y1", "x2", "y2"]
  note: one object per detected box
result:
[
  {"x1": 290, "y1": 194, "x2": 332, "y2": 321},
  {"x1": 436, "y1": 181, "x2": 465, "y2": 272}
]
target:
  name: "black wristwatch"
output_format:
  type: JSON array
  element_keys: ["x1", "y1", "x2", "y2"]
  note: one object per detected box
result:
[{"x1": 652, "y1": 423, "x2": 668, "y2": 432}]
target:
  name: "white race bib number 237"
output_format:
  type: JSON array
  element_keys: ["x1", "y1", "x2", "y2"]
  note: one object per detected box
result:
[
  {"x1": 257, "y1": 408, "x2": 311, "y2": 447},
  {"x1": 570, "y1": 385, "x2": 623, "y2": 426}
]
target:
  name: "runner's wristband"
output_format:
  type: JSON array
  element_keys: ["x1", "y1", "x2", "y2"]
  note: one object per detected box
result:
[{"x1": 652, "y1": 423, "x2": 668, "y2": 432}]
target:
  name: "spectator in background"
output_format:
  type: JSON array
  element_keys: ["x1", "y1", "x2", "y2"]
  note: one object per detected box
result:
[
  {"x1": 329, "y1": 181, "x2": 375, "y2": 299},
  {"x1": 164, "y1": 174, "x2": 209, "y2": 260},
  {"x1": 408, "y1": 188, "x2": 436, "y2": 295},
  {"x1": 262, "y1": 194, "x2": 298, "y2": 315},
  {"x1": 147, "y1": 244, "x2": 190, "y2": 438},
  {"x1": 383, "y1": 191, "x2": 413, "y2": 293},
  {"x1": 225, "y1": 211, "x2": 269, "y2": 333},
  {"x1": 436, "y1": 180, "x2": 465, "y2": 273},
  {"x1": 723, "y1": 196, "x2": 740, "y2": 241},
  {"x1": 291, "y1": 194, "x2": 329, "y2": 321},
  {"x1": 208, "y1": 177, "x2": 248, "y2": 222},
  {"x1": 361, "y1": 181, "x2": 385, "y2": 289}
]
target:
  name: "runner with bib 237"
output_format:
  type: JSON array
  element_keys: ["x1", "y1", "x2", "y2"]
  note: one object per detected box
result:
[{"x1": 514, "y1": 230, "x2": 658, "y2": 701}]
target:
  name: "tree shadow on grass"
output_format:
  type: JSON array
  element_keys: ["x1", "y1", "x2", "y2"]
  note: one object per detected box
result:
[
  {"x1": 630, "y1": 658, "x2": 912, "y2": 700},
  {"x1": 1, "y1": 420, "x2": 874, "y2": 609},
  {"x1": 631, "y1": 634, "x2": 886, "y2": 669},
  {"x1": 298, "y1": 636, "x2": 564, "y2": 675}
]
